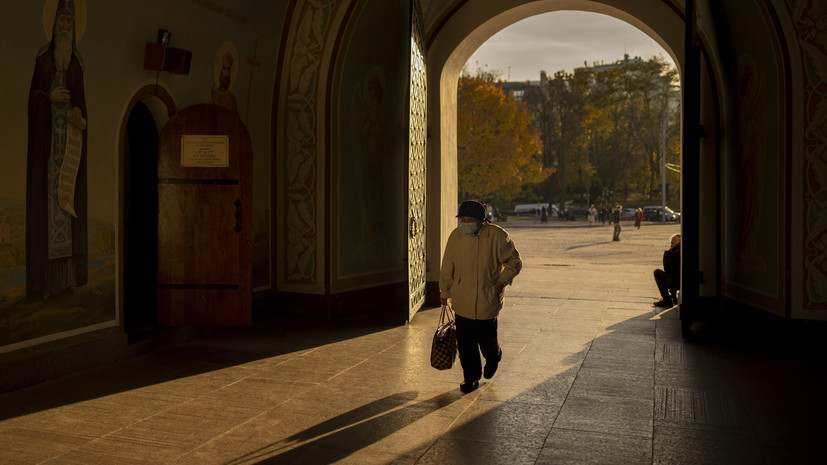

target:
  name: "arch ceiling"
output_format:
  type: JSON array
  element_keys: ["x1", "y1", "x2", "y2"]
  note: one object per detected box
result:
[{"x1": 423, "y1": 0, "x2": 684, "y2": 77}]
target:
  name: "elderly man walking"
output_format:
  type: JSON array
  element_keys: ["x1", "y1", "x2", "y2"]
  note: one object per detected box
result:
[{"x1": 439, "y1": 201, "x2": 522, "y2": 393}]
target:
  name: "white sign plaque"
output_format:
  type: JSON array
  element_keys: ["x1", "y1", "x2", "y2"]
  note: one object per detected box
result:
[{"x1": 181, "y1": 135, "x2": 230, "y2": 167}]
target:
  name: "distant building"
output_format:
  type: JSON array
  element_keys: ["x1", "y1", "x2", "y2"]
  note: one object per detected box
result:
[
  {"x1": 574, "y1": 53, "x2": 643, "y2": 73},
  {"x1": 496, "y1": 80, "x2": 540, "y2": 102}
]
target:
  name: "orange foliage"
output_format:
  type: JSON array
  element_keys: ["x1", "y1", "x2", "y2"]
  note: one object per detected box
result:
[{"x1": 457, "y1": 76, "x2": 552, "y2": 200}]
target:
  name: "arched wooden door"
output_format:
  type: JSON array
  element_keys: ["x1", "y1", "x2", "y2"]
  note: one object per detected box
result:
[{"x1": 156, "y1": 104, "x2": 252, "y2": 326}]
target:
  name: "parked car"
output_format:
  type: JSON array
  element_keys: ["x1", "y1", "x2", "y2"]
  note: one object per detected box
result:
[
  {"x1": 513, "y1": 203, "x2": 558, "y2": 217},
  {"x1": 621, "y1": 208, "x2": 636, "y2": 221},
  {"x1": 642, "y1": 205, "x2": 680, "y2": 222},
  {"x1": 567, "y1": 208, "x2": 590, "y2": 220}
]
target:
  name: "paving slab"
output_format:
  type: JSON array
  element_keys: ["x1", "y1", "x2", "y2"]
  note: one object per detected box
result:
[{"x1": 0, "y1": 221, "x2": 824, "y2": 463}]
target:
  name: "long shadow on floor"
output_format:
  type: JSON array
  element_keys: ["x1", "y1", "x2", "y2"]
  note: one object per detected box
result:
[
  {"x1": 0, "y1": 313, "x2": 403, "y2": 421},
  {"x1": 226, "y1": 390, "x2": 462, "y2": 464},
  {"x1": 403, "y1": 312, "x2": 663, "y2": 464},
  {"x1": 399, "y1": 309, "x2": 825, "y2": 464}
]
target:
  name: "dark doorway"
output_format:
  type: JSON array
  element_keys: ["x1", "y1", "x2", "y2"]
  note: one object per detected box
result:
[{"x1": 124, "y1": 101, "x2": 159, "y2": 338}]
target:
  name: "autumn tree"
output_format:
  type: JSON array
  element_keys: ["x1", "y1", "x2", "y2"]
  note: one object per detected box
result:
[{"x1": 457, "y1": 74, "x2": 550, "y2": 203}]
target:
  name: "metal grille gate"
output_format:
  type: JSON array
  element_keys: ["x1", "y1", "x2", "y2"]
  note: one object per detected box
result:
[{"x1": 407, "y1": 0, "x2": 427, "y2": 320}]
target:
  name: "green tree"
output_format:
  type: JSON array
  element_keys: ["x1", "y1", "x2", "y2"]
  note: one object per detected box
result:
[
  {"x1": 536, "y1": 69, "x2": 591, "y2": 212},
  {"x1": 525, "y1": 55, "x2": 680, "y2": 208},
  {"x1": 623, "y1": 57, "x2": 680, "y2": 200},
  {"x1": 457, "y1": 74, "x2": 550, "y2": 203}
]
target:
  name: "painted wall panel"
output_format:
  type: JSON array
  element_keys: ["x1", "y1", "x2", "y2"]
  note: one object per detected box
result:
[
  {"x1": 335, "y1": 0, "x2": 408, "y2": 286},
  {"x1": 0, "y1": 0, "x2": 284, "y2": 352},
  {"x1": 713, "y1": 0, "x2": 784, "y2": 313}
]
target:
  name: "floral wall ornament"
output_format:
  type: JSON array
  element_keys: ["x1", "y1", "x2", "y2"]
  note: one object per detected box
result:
[
  {"x1": 282, "y1": 0, "x2": 338, "y2": 285},
  {"x1": 790, "y1": 0, "x2": 827, "y2": 306}
]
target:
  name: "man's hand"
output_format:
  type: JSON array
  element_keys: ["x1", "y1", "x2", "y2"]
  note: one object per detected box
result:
[
  {"x1": 440, "y1": 297, "x2": 449, "y2": 306},
  {"x1": 494, "y1": 282, "x2": 505, "y2": 296}
]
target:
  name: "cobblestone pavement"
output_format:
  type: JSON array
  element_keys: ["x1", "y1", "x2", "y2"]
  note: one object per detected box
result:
[{"x1": 0, "y1": 221, "x2": 824, "y2": 464}]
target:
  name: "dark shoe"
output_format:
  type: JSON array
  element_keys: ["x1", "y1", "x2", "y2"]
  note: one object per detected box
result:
[
  {"x1": 459, "y1": 380, "x2": 479, "y2": 393},
  {"x1": 653, "y1": 299, "x2": 672, "y2": 308},
  {"x1": 484, "y1": 349, "x2": 502, "y2": 379}
]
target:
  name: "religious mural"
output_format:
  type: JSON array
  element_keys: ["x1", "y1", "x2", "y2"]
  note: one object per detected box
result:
[
  {"x1": 1, "y1": 0, "x2": 116, "y2": 351},
  {"x1": 211, "y1": 42, "x2": 240, "y2": 115},
  {"x1": 717, "y1": 0, "x2": 781, "y2": 301},
  {"x1": 338, "y1": 0, "x2": 407, "y2": 279}
]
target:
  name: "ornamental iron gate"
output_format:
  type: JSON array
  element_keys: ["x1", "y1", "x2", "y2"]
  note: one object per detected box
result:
[{"x1": 407, "y1": 0, "x2": 427, "y2": 320}]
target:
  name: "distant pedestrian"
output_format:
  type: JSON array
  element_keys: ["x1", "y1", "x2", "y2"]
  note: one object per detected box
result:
[
  {"x1": 600, "y1": 207, "x2": 608, "y2": 225},
  {"x1": 440, "y1": 201, "x2": 522, "y2": 394},
  {"x1": 535, "y1": 203, "x2": 541, "y2": 223},
  {"x1": 611, "y1": 205, "x2": 622, "y2": 241},
  {"x1": 540, "y1": 205, "x2": 548, "y2": 223},
  {"x1": 588, "y1": 205, "x2": 597, "y2": 226},
  {"x1": 634, "y1": 208, "x2": 644, "y2": 229}
]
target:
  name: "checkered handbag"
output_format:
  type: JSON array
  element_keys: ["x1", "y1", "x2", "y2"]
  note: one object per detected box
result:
[{"x1": 430, "y1": 305, "x2": 457, "y2": 370}]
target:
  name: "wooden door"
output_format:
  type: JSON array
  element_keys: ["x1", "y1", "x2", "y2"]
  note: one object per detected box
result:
[{"x1": 157, "y1": 104, "x2": 252, "y2": 326}]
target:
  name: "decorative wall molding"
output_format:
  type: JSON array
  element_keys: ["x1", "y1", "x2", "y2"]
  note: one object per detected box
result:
[
  {"x1": 281, "y1": 0, "x2": 340, "y2": 286},
  {"x1": 789, "y1": 0, "x2": 827, "y2": 307}
]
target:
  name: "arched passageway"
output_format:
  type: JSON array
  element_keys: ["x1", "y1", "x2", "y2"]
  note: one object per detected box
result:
[
  {"x1": 118, "y1": 86, "x2": 176, "y2": 339},
  {"x1": 423, "y1": 1, "x2": 719, "y2": 328}
]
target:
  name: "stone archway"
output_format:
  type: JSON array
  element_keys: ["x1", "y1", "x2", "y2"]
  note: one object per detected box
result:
[{"x1": 423, "y1": 0, "x2": 690, "y2": 302}]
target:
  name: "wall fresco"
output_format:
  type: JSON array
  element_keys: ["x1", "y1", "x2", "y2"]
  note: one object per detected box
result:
[{"x1": 338, "y1": 0, "x2": 407, "y2": 278}]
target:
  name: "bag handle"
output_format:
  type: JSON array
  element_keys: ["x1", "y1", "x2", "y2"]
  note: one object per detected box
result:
[{"x1": 439, "y1": 304, "x2": 454, "y2": 325}]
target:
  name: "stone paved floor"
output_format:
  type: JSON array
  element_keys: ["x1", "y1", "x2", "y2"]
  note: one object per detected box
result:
[{"x1": 0, "y1": 221, "x2": 825, "y2": 464}]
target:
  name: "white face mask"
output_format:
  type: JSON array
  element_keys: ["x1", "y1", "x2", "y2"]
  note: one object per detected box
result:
[{"x1": 460, "y1": 222, "x2": 479, "y2": 235}]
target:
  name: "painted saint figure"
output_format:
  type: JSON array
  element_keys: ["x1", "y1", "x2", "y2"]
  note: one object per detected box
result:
[
  {"x1": 26, "y1": 0, "x2": 88, "y2": 299},
  {"x1": 211, "y1": 49, "x2": 238, "y2": 114}
]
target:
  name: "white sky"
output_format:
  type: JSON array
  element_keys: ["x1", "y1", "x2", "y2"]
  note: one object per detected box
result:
[{"x1": 465, "y1": 11, "x2": 676, "y2": 82}]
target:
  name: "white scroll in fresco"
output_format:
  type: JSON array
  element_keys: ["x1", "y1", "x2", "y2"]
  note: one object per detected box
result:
[{"x1": 57, "y1": 108, "x2": 86, "y2": 218}]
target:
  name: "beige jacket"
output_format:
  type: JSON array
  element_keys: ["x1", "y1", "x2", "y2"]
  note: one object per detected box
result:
[{"x1": 439, "y1": 223, "x2": 522, "y2": 320}]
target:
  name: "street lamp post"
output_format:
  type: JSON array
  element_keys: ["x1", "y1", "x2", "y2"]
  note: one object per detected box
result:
[{"x1": 585, "y1": 136, "x2": 590, "y2": 207}]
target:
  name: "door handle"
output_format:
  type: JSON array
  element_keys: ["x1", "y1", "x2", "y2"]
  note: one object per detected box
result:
[{"x1": 234, "y1": 199, "x2": 242, "y2": 232}]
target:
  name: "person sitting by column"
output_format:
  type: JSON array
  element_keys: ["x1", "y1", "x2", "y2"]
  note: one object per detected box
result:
[{"x1": 653, "y1": 233, "x2": 681, "y2": 307}]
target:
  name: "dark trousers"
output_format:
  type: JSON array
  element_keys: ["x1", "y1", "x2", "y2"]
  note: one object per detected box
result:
[
  {"x1": 654, "y1": 269, "x2": 678, "y2": 301},
  {"x1": 613, "y1": 223, "x2": 622, "y2": 241},
  {"x1": 455, "y1": 314, "x2": 500, "y2": 383}
]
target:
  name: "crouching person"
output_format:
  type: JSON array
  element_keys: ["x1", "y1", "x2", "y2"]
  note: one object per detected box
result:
[{"x1": 654, "y1": 233, "x2": 681, "y2": 307}]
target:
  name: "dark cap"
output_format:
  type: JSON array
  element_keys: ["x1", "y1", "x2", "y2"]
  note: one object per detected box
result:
[{"x1": 457, "y1": 200, "x2": 486, "y2": 221}]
